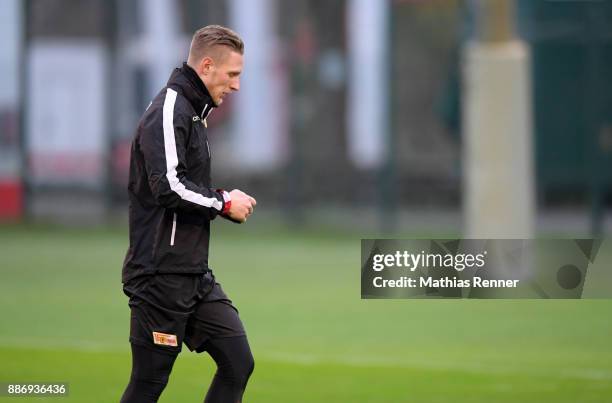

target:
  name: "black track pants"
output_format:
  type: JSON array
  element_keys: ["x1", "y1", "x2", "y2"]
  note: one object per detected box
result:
[
  {"x1": 120, "y1": 336, "x2": 254, "y2": 403},
  {"x1": 120, "y1": 344, "x2": 178, "y2": 403},
  {"x1": 204, "y1": 336, "x2": 255, "y2": 403}
]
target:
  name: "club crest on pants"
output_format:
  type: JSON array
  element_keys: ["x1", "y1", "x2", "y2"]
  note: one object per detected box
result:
[{"x1": 152, "y1": 331, "x2": 178, "y2": 347}]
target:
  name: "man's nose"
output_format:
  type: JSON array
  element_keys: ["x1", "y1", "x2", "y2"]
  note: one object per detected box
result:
[{"x1": 231, "y1": 78, "x2": 240, "y2": 92}]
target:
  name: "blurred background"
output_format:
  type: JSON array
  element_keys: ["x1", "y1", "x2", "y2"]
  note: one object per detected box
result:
[
  {"x1": 1, "y1": 0, "x2": 611, "y2": 235},
  {"x1": 2, "y1": 1, "x2": 612, "y2": 402}
]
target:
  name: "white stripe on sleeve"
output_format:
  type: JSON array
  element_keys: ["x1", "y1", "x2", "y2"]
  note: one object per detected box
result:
[{"x1": 162, "y1": 88, "x2": 223, "y2": 211}]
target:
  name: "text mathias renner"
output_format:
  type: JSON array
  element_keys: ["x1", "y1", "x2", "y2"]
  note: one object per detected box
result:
[{"x1": 373, "y1": 276, "x2": 520, "y2": 288}]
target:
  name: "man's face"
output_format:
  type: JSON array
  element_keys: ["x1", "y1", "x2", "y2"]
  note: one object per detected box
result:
[{"x1": 199, "y1": 49, "x2": 243, "y2": 106}]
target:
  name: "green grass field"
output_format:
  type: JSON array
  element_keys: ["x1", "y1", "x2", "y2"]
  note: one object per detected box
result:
[{"x1": 1, "y1": 221, "x2": 611, "y2": 402}]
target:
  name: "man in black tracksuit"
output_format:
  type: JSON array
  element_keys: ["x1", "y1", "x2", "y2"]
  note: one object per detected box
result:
[{"x1": 120, "y1": 25, "x2": 256, "y2": 403}]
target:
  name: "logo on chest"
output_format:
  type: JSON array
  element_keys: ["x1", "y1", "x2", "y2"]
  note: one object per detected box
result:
[{"x1": 193, "y1": 115, "x2": 208, "y2": 128}]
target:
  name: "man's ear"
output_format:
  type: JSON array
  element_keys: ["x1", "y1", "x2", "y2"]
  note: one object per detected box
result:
[{"x1": 199, "y1": 56, "x2": 214, "y2": 76}]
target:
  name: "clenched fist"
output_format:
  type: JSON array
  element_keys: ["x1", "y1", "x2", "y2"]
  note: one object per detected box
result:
[{"x1": 227, "y1": 189, "x2": 256, "y2": 223}]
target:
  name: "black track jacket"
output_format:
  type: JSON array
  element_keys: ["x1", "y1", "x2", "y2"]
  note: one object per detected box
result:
[{"x1": 122, "y1": 63, "x2": 231, "y2": 283}]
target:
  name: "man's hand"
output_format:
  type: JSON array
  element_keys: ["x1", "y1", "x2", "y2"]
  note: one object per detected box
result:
[{"x1": 227, "y1": 189, "x2": 256, "y2": 223}]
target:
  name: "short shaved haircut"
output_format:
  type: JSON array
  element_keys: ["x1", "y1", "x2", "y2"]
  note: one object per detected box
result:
[{"x1": 188, "y1": 25, "x2": 244, "y2": 65}]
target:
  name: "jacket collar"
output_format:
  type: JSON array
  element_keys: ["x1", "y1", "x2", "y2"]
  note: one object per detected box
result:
[{"x1": 167, "y1": 62, "x2": 216, "y2": 119}]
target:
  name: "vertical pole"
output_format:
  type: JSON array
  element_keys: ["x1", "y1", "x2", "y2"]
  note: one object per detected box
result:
[
  {"x1": 229, "y1": 0, "x2": 284, "y2": 171},
  {"x1": 19, "y1": 0, "x2": 30, "y2": 220},
  {"x1": 347, "y1": 0, "x2": 393, "y2": 232},
  {"x1": 285, "y1": 0, "x2": 310, "y2": 226},
  {"x1": 463, "y1": 0, "x2": 535, "y2": 238},
  {"x1": 140, "y1": 0, "x2": 180, "y2": 100},
  {"x1": 585, "y1": 3, "x2": 604, "y2": 237},
  {"x1": 382, "y1": 0, "x2": 396, "y2": 234},
  {"x1": 105, "y1": 0, "x2": 118, "y2": 218}
]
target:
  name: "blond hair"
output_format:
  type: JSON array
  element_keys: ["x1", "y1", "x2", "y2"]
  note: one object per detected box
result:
[{"x1": 188, "y1": 25, "x2": 244, "y2": 64}]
